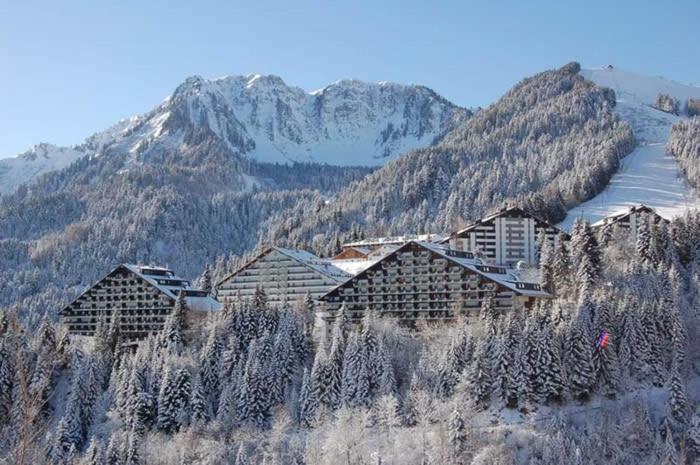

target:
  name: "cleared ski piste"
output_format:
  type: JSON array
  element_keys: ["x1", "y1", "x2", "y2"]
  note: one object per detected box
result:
[{"x1": 559, "y1": 67, "x2": 700, "y2": 230}]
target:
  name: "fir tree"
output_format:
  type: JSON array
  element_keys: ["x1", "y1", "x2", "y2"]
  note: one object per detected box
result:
[
  {"x1": 82, "y1": 437, "x2": 104, "y2": 465},
  {"x1": 298, "y1": 367, "x2": 316, "y2": 428},
  {"x1": 661, "y1": 424, "x2": 679, "y2": 465},
  {"x1": 341, "y1": 332, "x2": 371, "y2": 408},
  {"x1": 200, "y1": 263, "x2": 213, "y2": 295},
  {"x1": 566, "y1": 304, "x2": 595, "y2": 401},
  {"x1": 161, "y1": 292, "x2": 187, "y2": 353},
  {"x1": 552, "y1": 232, "x2": 572, "y2": 296},
  {"x1": 636, "y1": 214, "x2": 656, "y2": 266},
  {"x1": 190, "y1": 374, "x2": 209, "y2": 424},
  {"x1": 539, "y1": 235, "x2": 555, "y2": 294},
  {"x1": 667, "y1": 365, "x2": 689, "y2": 428},
  {"x1": 467, "y1": 338, "x2": 493, "y2": 410},
  {"x1": 200, "y1": 327, "x2": 223, "y2": 412},
  {"x1": 448, "y1": 409, "x2": 468, "y2": 462}
]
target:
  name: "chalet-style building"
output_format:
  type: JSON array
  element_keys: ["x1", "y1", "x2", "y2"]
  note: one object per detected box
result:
[
  {"x1": 60, "y1": 264, "x2": 219, "y2": 339},
  {"x1": 444, "y1": 206, "x2": 570, "y2": 266},
  {"x1": 591, "y1": 205, "x2": 669, "y2": 239},
  {"x1": 319, "y1": 241, "x2": 549, "y2": 326},
  {"x1": 332, "y1": 246, "x2": 372, "y2": 261},
  {"x1": 216, "y1": 246, "x2": 350, "y2": 305}
]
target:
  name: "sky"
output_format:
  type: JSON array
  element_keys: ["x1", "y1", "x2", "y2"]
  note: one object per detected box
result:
[{"x1": 1, "y1": 0, "x2": 699, "y2": 158}]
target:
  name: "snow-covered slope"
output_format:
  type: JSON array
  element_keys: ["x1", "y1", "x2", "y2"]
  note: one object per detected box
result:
[
  {"x1": 0, "y1": 143, "x2": 85, "y2": 195},
  {"x1": 560, "y1": 66, "x2": 700, "y2": 229}
]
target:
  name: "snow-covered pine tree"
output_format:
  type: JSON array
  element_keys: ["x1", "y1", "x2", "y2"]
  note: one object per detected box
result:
[
  {"x1": 237, "y1": 340, "x2": 268, "y2": 428},
  {"x1": 341, "y1": 331, "x2": 371, "y2": 409},
  {"x1": 235, "y1": 443, "x2": 250, "y2": 465},
  {"x1": 0, "y1": 339, "x2": 14, "y2": 425},
  {"x1": 467, "y1": 337, "x2": 493, "y2": 410},
  {"x1": 640, "y1": 302, "x2": 665, "y2": 387},
  {"x1": 160, "y1": 291, "x2": 187, "y2": 353},
  {"x1": 200, "y1": 263, "x2": 213, "y2": 295},
  {"x1": 592, "y1": 298, "x2": 621, "y2": 398},
  {"x1": 661, "y1": 423, "x2": 679, "y2": 465},
  {"x1": 539, "y1": 234, "x2": 555, "y2": 294},
  {"x1": 377, "y1": 340, "x2": 396, "y2": 397},
  {"x1": 539, "y1": 321, "x2": 565, "y2": 404},
  {"x1": 566, "y1": 303, "x2": 595, "y2": 401},
  {"x1": 298, "y1": 367, "x2": 316, "y2": 428},
  {"x1": 448, "y1": 409, "x2": 468, "y2": 461},
  {"x1": 361, "y1": 311, "x2": 383, "y2": 399},
  {"x1": 479, "y1": 292, "x2": 499, "y2": 335},
  {"x1": 189, "y1": 374, "x2": 209, "y2": 424},
  {"x1": 636, "y1": 214, "x2": 656, "y2": 267},
  {"x1": 576, "y1": 253, "x2": 597, "y2": 301},
  {"x1": 81, "y1": 437, "x2": 104, "y2": 465},
  {"x1": 200, "y1": 326, "x2": 223, "y2": 412},
  {"x1": 104, "y1": 433, "x2": 123, "y2": 465},
  {"x1": 309, "y1": 342, "x2": 331, "y2": 413},
  {"x1": 667, "y1": 364, "x2": 689, "y2": 428},
  {"x1": 126, "y1": 363, "x2": 154, "y2": 434},
  {"x1": 124, "y1": 432, "x2": 140, "y2": 465},
  {"x1": 552, "y1": 232, "x2": 573, "y2": 297},
  {"x1": 156, "y1": 366, "x2": 178, "y2": 433}
]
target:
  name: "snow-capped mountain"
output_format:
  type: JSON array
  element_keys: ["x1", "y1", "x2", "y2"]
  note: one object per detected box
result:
[
  {"x1": 95, "y1": 74, "x2": 467, "y2": 165},
  {"x1": 560, "y1": 66, "x2": 700, "y2": 229},
  {"x1": 0, "y1": 75, "x2": 467, "y2": 196},
  {"x1": 0, "y1": 144, "x2": 85, "y2": 195}
]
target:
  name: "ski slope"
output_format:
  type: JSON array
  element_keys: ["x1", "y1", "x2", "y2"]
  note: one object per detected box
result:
[{"x1": 559, "y1": 67, "x2": 700, "y2": 230}]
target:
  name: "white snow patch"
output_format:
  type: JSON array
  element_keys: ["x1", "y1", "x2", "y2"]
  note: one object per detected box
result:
[
  {"x1": 0, "y1": 144, "x2": 85, "y2": 195},
  {"x1": 560, "y1": 67, "x2": 700, "y2": 229}
]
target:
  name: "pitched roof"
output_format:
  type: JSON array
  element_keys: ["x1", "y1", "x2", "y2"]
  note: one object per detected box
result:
[
  {"x1": 448, "y1": 206, "x2": 570, "y2": 240},
  {"x1": 322, "y1": 240, "x2": 551, "y2": 300},
  {"x1": 217, "y1": 246, "x2": 350, "y2": 287},
  {"x1": 61, "y1": 264, "x2": 220, "y2": 315},
  {"x1": 123, "y1": 264, "x2": 220, "y2": 311},
  {"x1": 591, "y1": 204, "x2": 669, "y2": 227},
  {"x1": 342, "y1": 233, "x2": 448, "y2": 249}
]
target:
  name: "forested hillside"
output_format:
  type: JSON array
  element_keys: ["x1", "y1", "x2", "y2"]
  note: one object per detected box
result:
[
  {"x1": 2, "y1": 211, "x2": 700, "y2": 465},
  {"x1": 0, "y1": 62, "x2": 635, "y2": 318},
  {"x1": 668, "y1": 117, "x2": 700, "y2": 189},
  {"x1": 0, "y1": 141, "x2": 370, "y2": 316},
  {"x1": 260, "y1": 63, "x2": 636, "y2": 256}
]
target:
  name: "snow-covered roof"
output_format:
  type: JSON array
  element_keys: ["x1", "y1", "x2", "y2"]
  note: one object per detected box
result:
[
  {"x1": 273, "y1": 247, "x2": 351, "y2": 281},
  {"x1": 451, "y1": 206, "x2": 569, "y2": 239},
  {"x1": 323, "y1": 241, "x2": 550, "y2": 299},
  {"x1": 61, "y1": 263, "x2": 221, "y2": 316},
  {"x1": 344, "y1": 246, "x2": 372, "y2": 256},
  {"x1": 122, "y1": 264, "x2": 220, "y2": 311},
  {"x1": 590, "y1": 204, "x2": 668, "y2": 228},
  {"x1": 330, "y1": 258, "x2": 380, "y2": 275},
  {"x1": 217, "y1": 246, "x2": 350, "y2": 287},
  {"x1": 342, "y1": 233, "x2": 448, "y2": 249},
  {"x1": 417, "y1": 242, "x2": 551, "y2": 298}
]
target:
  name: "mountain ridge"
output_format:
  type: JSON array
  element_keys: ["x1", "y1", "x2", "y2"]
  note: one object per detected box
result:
[{"x1": 0, "y1": 74, "x2": 468, "y2": 195}]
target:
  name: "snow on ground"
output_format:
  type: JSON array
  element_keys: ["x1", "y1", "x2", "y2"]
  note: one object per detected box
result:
[
  {"x1": 559, "y1": 67, "x2": 700, "y2": 230},
  {"x1": 0, "y1": 143, "x2": 85, "y2": 195}
]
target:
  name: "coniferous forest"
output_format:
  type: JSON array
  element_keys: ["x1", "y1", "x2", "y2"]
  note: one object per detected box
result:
[{"x1": 2, "y1": 210, "x2": 700, "y2": 464}]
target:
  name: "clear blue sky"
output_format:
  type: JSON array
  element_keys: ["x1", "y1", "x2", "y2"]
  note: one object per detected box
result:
[{"x1": 1, "y1": 0, "x2": 699, "y2": 158}]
